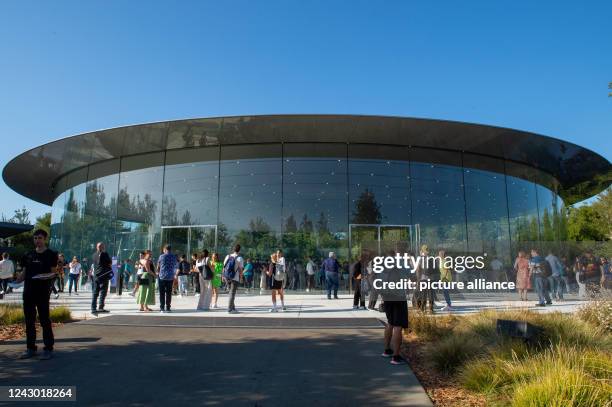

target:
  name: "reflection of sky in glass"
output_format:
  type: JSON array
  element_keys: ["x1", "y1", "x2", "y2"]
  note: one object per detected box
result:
[
  {"x1": 348, "y1": 158, "x2": 411, "y2": 225},
  {"x1": 284, "y1": 157, "x2": 347, "y2": 232},
  {"x1": 219, "y1": 157, "x2": 282, "y2": 234}
]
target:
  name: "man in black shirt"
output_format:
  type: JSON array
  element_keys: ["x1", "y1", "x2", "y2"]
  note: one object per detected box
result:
[
  {"x1": 16, "y1": 229, "x2": 58, "y2": 360},
  {"x1": 91, "y1": 242, "x2": 113, "y2": 315}
]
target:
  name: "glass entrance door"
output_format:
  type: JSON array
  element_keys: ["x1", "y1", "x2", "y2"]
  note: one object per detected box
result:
[
  {"x1": 161, "y1": 225, "x2": 217, "y2": 259},
  {"x1": 349, "y1": 224, "x2": 420, "y2": 259}
]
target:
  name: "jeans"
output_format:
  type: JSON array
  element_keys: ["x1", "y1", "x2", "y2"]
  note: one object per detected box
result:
[
  {"x1": 23, "y1": 280, "x2": 54, "y2": 351},
  {"x1": 326, "y1": 272, "x2": 339, "y2": 298},
  {"x1": 535, "y1": 276, "x2": 551, "y2": 305},
  {"x1": 0, "y1": 278, "x2": 10, "y2": 293},
  {"x1": 353, "y1": 279, "x2": 365, "y2": 306},
  {"x1": 159, "y1": 279, "x2": 173, "y2": 310},
  {"x1": 243, "y1": 274, "x2": 253, "y2": 289},
  {"x1": 228, "y1": 280, "x2": 238, "y2": 311},
  {"x1": 91, "y1": 278, "x2": 109, "y2": 311},
  {"x1": 553, "y1": 275, "x2": 565, "y2": 299},
  {"x1": 178, "y1": 275, "x2": 188, "y2": 294},
  {"x1": 68, "y1": 274, "x2": 79, "y2": 293},
  {"x1": 442, "y1": 288, "x2": 451, "y2": 306}
]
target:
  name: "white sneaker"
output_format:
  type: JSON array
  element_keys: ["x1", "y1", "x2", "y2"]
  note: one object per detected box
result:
[
  {"x1": 54, "y1": 293, "x2": 60, "y2": 299},
  {"x1": 74, "y1": 292, "x2": 78, "y2": 296},
  {"x1": 212, "y1": 304, "x2": 218, "y2": 309},
  {"x1": 442, "y1": 306, "x2": 452, "y2": 311},
  {"x1": 306, "y1": 288, "x2": 310, "y2": 292},
  {"x1": 269, "y1": 307, "x2": 278, "y2": 313}
]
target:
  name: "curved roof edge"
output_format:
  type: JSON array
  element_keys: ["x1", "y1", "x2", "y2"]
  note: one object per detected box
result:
[{"x1": 3, "y1": 114, "x2": 611, "y2": 206}]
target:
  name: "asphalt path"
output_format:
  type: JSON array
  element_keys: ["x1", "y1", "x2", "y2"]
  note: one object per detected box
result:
[{"x1": 0, "y1": 317, "x2": 432, "y2": 407}]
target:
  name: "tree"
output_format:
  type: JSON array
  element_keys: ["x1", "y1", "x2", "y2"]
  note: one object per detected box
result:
[
  {"x1": 567, "y1": 205, "x2": 606, "y2": 241},
  {"x1": 12, "y1": 206, "x2": 31, "y2": 224},
  {"x1": 351, "y1": 189, "x2": 382, "y2": 224}
]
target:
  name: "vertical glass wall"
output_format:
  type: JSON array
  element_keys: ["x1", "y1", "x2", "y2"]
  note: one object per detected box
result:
[
  {"x1": 83, "y1": 160, "x2": 119, "y2": 259},
  {"x1": 116, "y1": 153, "x2": 164, "y2": 261},
  {"x1": 282, "y1": 143, "x2": 348, "y2": 262},
  {"x1": 506, "y1": 162, "x2": 541, "y2": 255},
  {"x1": 50, "y1": 144, "x2": 567, "y2": 285},
  {"x1": 218, "y1": 144, "x2": 282, "y2": 260},
  {"x1": 348, "y1": 145, "x2": 412, "y2": 259},
  {"x1": 463, "y1": 154, "x2": 511, "y2": 267},
  {"x1": 410, "y1": 148, "x2": 467, "y2": 253}
]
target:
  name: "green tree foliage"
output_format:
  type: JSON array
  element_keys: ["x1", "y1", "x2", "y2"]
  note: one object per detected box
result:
[{"x1": 567, "y1": 205, "x2": 606, "y2": 241}]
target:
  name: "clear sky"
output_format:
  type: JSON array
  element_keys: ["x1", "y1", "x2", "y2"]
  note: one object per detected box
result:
[{"x1": 0, "y1": 0, "x2": 610, "y2": 221}]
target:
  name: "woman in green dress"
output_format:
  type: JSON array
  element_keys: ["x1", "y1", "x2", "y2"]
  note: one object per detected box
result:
[
  {"x1": 211, "y1": 252, "x2": 223, "y2": 309},
  {"x1": 137, "y1": 250, "x2": 156, "y2": 312}
]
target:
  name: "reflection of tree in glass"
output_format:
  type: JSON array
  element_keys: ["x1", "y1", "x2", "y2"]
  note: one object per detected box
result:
[{"x1": 351, "y1": 189, "x2": 382, "y2": 224}]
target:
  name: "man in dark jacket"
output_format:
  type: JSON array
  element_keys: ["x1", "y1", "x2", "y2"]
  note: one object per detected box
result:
[
  {"x1": 91, "y1": 242, "x2": 113, "y2": 315},
  {"x1": 321, "y1": 252, "x2": 341, "y2": 299}
]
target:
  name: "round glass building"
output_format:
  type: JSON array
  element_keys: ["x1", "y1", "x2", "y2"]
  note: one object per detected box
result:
[{"x1": 3, "y1": 115, "x2": 611, "y2": 275}]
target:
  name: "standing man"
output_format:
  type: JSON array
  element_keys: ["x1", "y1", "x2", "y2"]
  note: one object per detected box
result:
[
  {"x1": 305, "y1": 257, "x2": 315, "y2": 292},
  {"x1": 157, "y1": 245, "x2": 178, "y2": 313},
  {"x1": 0, "y1": 252, "x2": 16, "y2": 295},
  {"x1": 321, "y1": 251, "x2": 341, "y2": 300},
  {"x1": 351, "y1": 255, "x2": 365, "y2": 309},
  {"x1": 17, "y1": 229, "x2": 58, "y2": 360},
  {"x1": 223, "y1": 244, "x2": 244, "y2": 314},
  {"x1": 546, "y1": 251, "x2": 565, "y2": 301},
  {"x1": 91, "y1": 242, "x2": 113, "y2": 315},
  {"x1": 530, "y1": 249, "x2": 552, "y2": 307},
  {"x1": 380, "y1": 249, "x2": 409, "y2": 365}
]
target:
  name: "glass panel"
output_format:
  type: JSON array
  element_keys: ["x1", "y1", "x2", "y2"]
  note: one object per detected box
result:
[
  {"x1": 349, "y1": 145, "x2": 411, "y2": 226},
  {"x1": 349, "y1": 225, "x2": 378, "y2": 258},
  {"x1": 282, "y1": 143, "x2": 348, "y2": 263},
  {"x1": 162, "y1": 147, "x2": 219, "y2": 226},
  {"x1": 410, "y1": 148, "x2": 466, "y2": 253},
  {"x1": 506, "y1": 162, "x2": 540, "y2": 254},
  {"x1": 463, "y1": 154, "x2": 511, "y2": 268},
  {"x1": 380, "y1": 226, "x2": 412, "y2": 255},
  {"x1": 50, "y1": 192, "x2": 66, "y2": 252},
  {"x1": 117, "y1": 153, "x2": 164, "y2": 260},
  {"x1": 162, "y1": 228, "x2": 189, "y2": 257},
  {"x1": 218, "y1": 144, "x2": 282, "y2": 260}
]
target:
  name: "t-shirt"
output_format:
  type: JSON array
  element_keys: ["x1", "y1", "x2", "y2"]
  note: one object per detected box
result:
[
  {"x1": 178, "y1": 260, "x2": 191, "y2": 276},
  {"x1": 92, "y1": 251, "x2": 113, "y2": 281},
  {"x1": 223, "y1": 253, "x2": 243, "y2": 282},
  {"x1": 158, "y1": 252, "x2": 179, "y2": 280},
  {"x1": 306, "y1": 261, "x2": 315, "y2": 275},
  {"x1": 243, "y1": 263, "x2": 253, "y2": 276},
  {"x1": 22, "y1": 249, "x2": 58, "y2": 281},
  {"x1": 0, "y1": 259, "x2": 15, "y2": 279},
  {"x1": 69, "y1": 262, "x2": 82, "y2": 275}
]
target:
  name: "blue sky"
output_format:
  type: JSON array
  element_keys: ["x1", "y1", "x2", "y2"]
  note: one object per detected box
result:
[{"x1": 0, "y1": 0, "x2": 610, "y2": 221}]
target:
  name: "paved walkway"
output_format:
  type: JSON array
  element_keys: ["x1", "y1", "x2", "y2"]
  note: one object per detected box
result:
[
  {"x1": 1, "y1": 288, "x2": 587, "y2": 321},
  {"x1": 1, "y1": 317, "x2": 432, "y2": 407}
]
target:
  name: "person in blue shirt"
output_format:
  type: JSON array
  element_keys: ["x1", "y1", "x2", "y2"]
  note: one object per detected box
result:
[
  {"x1": 156, "y1": 245, "x2": 179, "y2": 313},
  {"x1": 321, "y1": 252, "x2": 341, "y2": 300}
]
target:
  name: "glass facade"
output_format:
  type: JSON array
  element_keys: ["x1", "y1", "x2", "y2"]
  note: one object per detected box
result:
[{"x1": 50, "y1": 143, "x2": 565, "y2": 280}]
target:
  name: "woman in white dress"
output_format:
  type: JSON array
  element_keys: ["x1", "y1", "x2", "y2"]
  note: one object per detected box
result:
[{"x1": 196, "y1": 250, "x2": 213, "y2": 310}]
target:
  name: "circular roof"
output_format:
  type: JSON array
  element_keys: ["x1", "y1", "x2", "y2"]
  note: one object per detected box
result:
[{"x1": 3, "y1": 115, "x2": 611, "y2": 205}]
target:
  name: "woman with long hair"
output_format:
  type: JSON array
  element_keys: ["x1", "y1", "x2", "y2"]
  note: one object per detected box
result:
[
  {"x1": 267, "y1": 250, "x2": 286, "y2": 312},
  {"x1": 196, "y1": 250, "x2": 213, "y2": 310},
  {"x1": 137, "y1": 250, "x2": 156, "y2": 312},
  {"x1": 210, "y1": 252, "x2": 223, "y2": 308},
  {"x1": 514, "y1": 250, "x2": 531, "y2": 301},
  {"x1": 68, "y1": 256, "x2": 82, "y2": 295}
]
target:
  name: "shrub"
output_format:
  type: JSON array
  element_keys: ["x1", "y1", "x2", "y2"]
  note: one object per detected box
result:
[
  {"x1": 578, "y1": 299, "x2": 612, "y2": 334},
  {"x1": 408, "y1": 311, "x2": 454, "y2": 340},
  {"x1": 430, "y1": 333, "x2": 484, "y2": 374},
  {"x1": 0, "y1": 303, "x2": 72, "y2": 325}
]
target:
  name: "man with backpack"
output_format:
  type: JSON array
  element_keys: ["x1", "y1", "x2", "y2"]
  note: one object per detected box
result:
[
  {"x1": 530, "y1": 248, "x2": 552, "y2": 307},
  {"x1": 223, "y1": 244, "x2": 244, "y2": 314}
]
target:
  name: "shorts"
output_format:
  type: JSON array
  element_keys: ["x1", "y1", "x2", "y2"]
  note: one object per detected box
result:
[
  {"x1": 270, "y1": 278, "x2": 283, "y2": 290},
  {"x1": 384, "y1": 301, "x2": 408, "y2": 328}
]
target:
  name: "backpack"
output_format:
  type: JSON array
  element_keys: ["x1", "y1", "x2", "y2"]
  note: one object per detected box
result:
[
  {"x1": 274, "y1": 262, "x2": 286, "y2": 282},
  {"x1": 223, "y1": 255, "x2": 237, "y2": 280},
  {"x1": 541, "y1": 260, "x2": 552, "y2": 278}
]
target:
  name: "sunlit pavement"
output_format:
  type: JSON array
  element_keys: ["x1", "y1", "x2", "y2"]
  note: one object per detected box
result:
[{"x1": 1, "y1": 287, "x2": 587, "y2": 321}]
